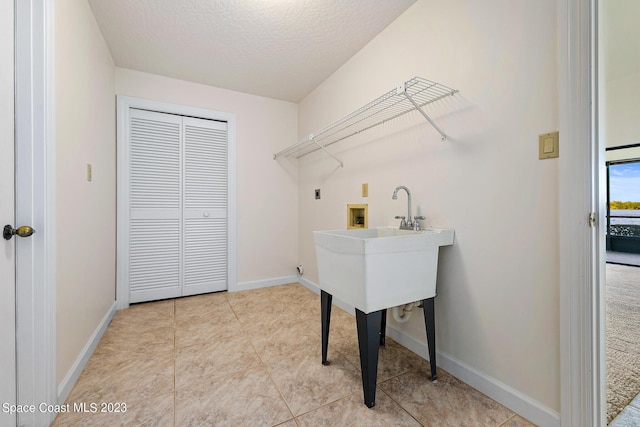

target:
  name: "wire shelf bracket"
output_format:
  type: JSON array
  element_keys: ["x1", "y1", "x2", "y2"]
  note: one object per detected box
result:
[
  {"x1": 396, "y1": 82, "x2": 448, "y2": 142},
  {"x1": 309, "y1": 134, "x2": 344, "y2": 168},
  {"x1": 273, "y1": 76, "x2": 458, "y2": 167}
]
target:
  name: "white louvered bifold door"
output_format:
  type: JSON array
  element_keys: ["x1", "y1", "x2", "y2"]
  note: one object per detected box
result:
[
  {"x1": 182, "y1": 117, "x2": 228, "y2": 295},
  {"x1": 126, "y1": 110, "x2": 228, "y2": 303},
  {"x1": 129, "y1": 109, "x2": 183, "y2": 303}
]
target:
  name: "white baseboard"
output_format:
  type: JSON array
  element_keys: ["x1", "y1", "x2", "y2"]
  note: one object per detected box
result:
[
  {"x1": 298, "y1": 277, "x2": 354, "y2": 314},
  {"x1": 298, "y1": 277, "x2": 318, "y2": 295},
  {"x1": 386, "y1": 327, "x2": 560, "y2": 427},
  {"x1": 298, "y1": 277, "x2": 560, "y2": 427},
  {"x1": 57, "y1": 301, "x2": 117, "y2": 403},
  {"x1": 232, "y1": 275, "x2": 299, "y2": 292}
]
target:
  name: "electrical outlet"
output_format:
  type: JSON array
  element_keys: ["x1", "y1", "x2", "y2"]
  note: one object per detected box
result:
[{"x1": 315, "y1": 189, "x2": 321, "y2": 200}]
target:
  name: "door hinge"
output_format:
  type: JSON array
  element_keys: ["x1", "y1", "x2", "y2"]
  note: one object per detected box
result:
[{"x1": 589, "y1": 212, "x2": 596, "y2": 228}]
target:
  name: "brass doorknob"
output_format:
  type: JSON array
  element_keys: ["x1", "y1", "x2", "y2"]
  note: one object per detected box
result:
[{"x1": 3, "y1": 225, "x2": 35, "y2": 240}]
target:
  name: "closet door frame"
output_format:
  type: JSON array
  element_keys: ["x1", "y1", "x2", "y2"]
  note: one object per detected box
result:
[{"x1": 116, "y1": 96, "x2": 237, "y2": 309}]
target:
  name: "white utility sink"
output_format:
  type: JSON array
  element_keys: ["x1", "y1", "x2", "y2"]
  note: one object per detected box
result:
[{"x1": 313, "y1": 227, "x2": 454, "y2": 313}]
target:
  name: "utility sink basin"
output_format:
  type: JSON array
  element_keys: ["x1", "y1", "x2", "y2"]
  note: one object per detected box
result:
[
  {"x1": 313, "y1": 227, "x2": 454, "y2": 313},
  {"x1": 314, "y1": 226, "x2": 454, "y2": 408}
]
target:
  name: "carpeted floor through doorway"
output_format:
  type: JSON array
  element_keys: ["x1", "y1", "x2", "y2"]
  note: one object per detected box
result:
[{"x1": 607, "y1": 262, "x2": 640, "y2": 424}]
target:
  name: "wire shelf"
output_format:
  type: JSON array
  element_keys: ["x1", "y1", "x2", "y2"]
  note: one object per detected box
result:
[{"x1": 273, "y1": 76, "x2": 458, "y2": 165}]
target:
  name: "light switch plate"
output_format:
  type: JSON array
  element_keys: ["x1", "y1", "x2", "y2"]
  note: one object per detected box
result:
[
  {"x1": 87, "y1": 163, "x2": 92, "y2": 181},
  {"x1": 539, "y1": 131, "x2": 559, "y2": 159},
  {"x1": 362, "y1": 183, "x2": 368, "y2": 197}
]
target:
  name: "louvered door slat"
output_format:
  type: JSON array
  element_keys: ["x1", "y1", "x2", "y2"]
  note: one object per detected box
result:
[
  {"x1": 129, "y1": 218, "x2": 181, "y2": 300},
  {"x1": 130, "y1": 113, "x2": 181, "y2": 210},
  {"x1": 184, "y1": 120, "x2": 227, "y2": 210},
  {"x1": 184, "y1": 218, "x2": 226, "y2": 293}
]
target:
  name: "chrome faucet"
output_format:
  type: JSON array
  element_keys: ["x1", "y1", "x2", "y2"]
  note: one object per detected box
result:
[
  {"x1": 392, "y1": 186, "x2": 413, "y2": 230},
  {"x1": 392, "y1": 185, "x2": 425, "y2": 231}
]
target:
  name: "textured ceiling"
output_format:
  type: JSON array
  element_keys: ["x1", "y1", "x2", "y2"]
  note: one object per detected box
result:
[{"x1": 88, "y1": 0, "x2": 417, "y2": 102}]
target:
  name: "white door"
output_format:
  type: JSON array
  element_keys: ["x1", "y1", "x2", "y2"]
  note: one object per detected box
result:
[
  {"x1": 129, "y1": 109, "x2": 183, "y2": 302},
  {"x1": 183, "y1": 117, "x2": 228, "y2": 296},
  {"x1": 127, "y1": 109, "x2": 228, "y2": 303},
  {"x1": 3, "y1": 3, "x2": 57, "y2": 425},
  {"x1": 0, "y1": 1, "x2": 16, "y2": 424}
]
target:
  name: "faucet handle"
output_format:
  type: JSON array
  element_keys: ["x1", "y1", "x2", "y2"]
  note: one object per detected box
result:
[
  {"x1": 413, "y1": 216, "x2": 425, "y2": 231},
  {"x1": 394, "y1": 216, "x2": 407, "y2": 227},
  {"x1": 414, "y1": 216, "x2": 425, "y2": 221}
]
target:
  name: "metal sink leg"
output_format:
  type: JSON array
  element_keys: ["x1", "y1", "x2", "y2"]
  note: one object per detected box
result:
[
  {"x1": 422, "y1": 297, "x2": 437, "y2": 382},
  {"x1": 321, "y1": 290, "x2": 332, "y2": 365},
  {"x1": 356, "y1": 308, "x2": 383, "y2": 408}
]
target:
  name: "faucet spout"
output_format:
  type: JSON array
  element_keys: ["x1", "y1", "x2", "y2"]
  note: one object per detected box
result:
[{"x1": 392, "y1": 186, "x2": 413, "y2": 230}]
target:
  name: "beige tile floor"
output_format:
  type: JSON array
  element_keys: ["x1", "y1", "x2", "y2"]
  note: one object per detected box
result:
[{"x1": 52, "y1": 283, "x2": 536, "y2": 427}]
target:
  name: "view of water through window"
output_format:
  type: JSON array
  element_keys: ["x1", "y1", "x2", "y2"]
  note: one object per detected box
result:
[{"x1": 608, "y1": 162, "x2": 640, "y2": 237}]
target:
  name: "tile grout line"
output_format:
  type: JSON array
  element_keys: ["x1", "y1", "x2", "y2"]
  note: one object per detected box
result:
[
  {"x1": 226, "y1": 289, "x2": 300, "y2": 424},
  {"x1": 376, "y1": 365, "x2": 435, "y2": 427},
  {"x1": 293, "y1": 392, "x2": 357, "y2": 420},
  {"x1": 495, "y1": 413, "x2": 519, "y2": 427},
  {"x1": 377, "y1": 387, "x2": 425, "y2": 426},
  {"x1": 251, "y1": 285, "x2": 364, "y2": 424},
  {"x1": 248, "y1": 338, "x2": 297, "y2": 424},
  {"x1": 243, "y1": 288, "x2": 297, "y2": 422}
]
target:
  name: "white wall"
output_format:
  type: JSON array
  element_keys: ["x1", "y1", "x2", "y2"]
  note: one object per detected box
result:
[
  {"x1": 56, "y1": 0, "x2": 117, "y2": 383},
  {"x1": 297, "y1": 0, "x2": 560, "y2": 415},
  {"x1": 606, "y1": 74, "x2": 640, "y2": 148},
  {"x1": 115, "y1": 68, "x2": 299, "y2": 287},
  {"x1": 603, "y1": 0, "x2": 640, "y2": 149}
]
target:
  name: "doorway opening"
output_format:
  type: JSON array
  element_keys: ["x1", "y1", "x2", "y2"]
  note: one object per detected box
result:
[{"x1": 604, "y1": 145, "x2": 640, "y2": 424}]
